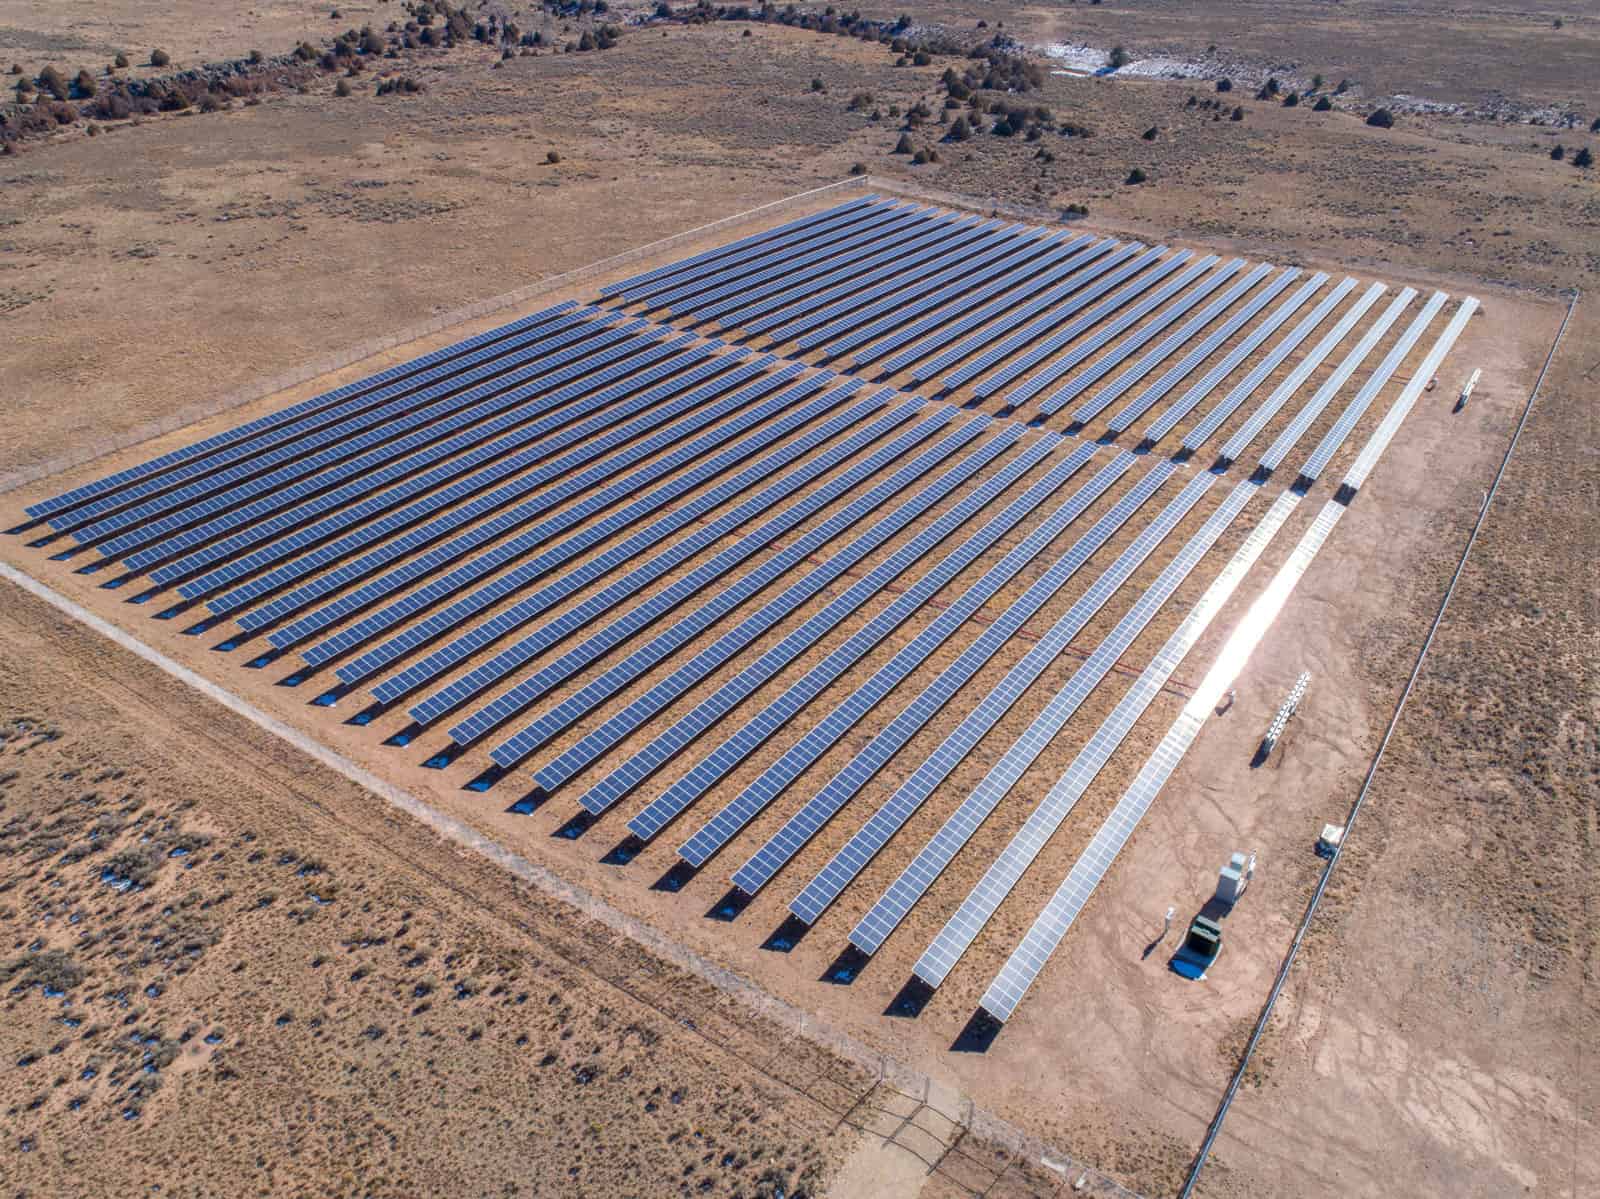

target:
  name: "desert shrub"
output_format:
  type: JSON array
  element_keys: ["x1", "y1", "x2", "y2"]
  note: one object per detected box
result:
[
  {"x1": 114, "y1": 52, "x2": 129, "y2": 68},
  {"x1": 912, "y1": 49, "x2": 931, "y2": 66},
  {"x1": 1141, "y1": 125, "x2": 1157, "y2": 140},
  {"x1": 75, "y1": 69, "x2": 97, "y2": 97},
  {"x1": 2, "y1": 949, "x2": 85, "y2": 992},
  {"x1": 150, "y1": 49, "x2": 170, "y2": 67},
  {"x1": 1063, "y1": 202, "x2": 1088, "y2": 216},
  {"x1": 1335, "y1": 78, "x2": 1350, "y2": 94},
  {"x1": 335, "y1": 77, "x2": 352, "y2": 96},
  {"x1": 8, "y1": 63, "x2": 19, "y2": 74},
  {"x1": 15, "y1": 76, "x2": 34, "y2": 98},
  {"x1": 912, "y1": 147, "x2": 930, "y2": 164},
  {"x1": 375, "y1": 75, "x2": 425, "y2": 96},
  {"x1": 846, "y1": 91, "x2": 872, "y2": 111},
  {"x1": 945, "y1": 114, "x2": 970, "y2": 141},
  {"x1": 197, "y1": 90, "x2": 226, "y2": 112},
  {"x1": 93, "y1": 91, "x2": 132, "y2": 119},
  {"x1": 1311, "y1": 73, "x2": 1324, "y2": 90},
  {"x1": 1282, "y1": 91, "x2": 1299, "y2": 107},
  {"x1": 1216, "y1": 77, "x2": 1231, "y2": 93},
  {"x1": 1574, "y1": 146, "x2": 1594, "y2": 168},
  {"x1": 811, "y1": 77, "x2": 824, "y2": 91},
  {"x1": 1109, "y1": 45, "x2": 1130, "y2": 69},
  {"x1": 1550, "y1": 143, "x2": 1565, "y2": 161},
  {"x1": 50, "y1": 101, "x2": 77, "y2": 124},
  {"x1": 1366, "y1": 107, "x2": 1394, "y2": 128},
  {"x1": 1230, "y1": 105, "x2": 1244, "y2": 121},
  {"x1": 38, "y1": 65, "x2": 68, "y2": 100},
  {"x1": 545, "y1": 148, "x2": 560, "y2": 163},
  {"x1": 892, "y1": 132, "x2": 913, "y2": 154},
  {"x1": 1125, "y1": 167, "x2": 1147, "y2": 184},
  {"x1": 848, "y1": 161, "x2": 866, "y2": 175},
  {"x1": 1313, "y1": 95, "x2": 1332, "y2": 111}
]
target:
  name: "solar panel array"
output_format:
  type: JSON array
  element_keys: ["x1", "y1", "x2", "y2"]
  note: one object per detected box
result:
[{"x1": 11, "y1": 192, "x2": 1479, "y2": 1033}]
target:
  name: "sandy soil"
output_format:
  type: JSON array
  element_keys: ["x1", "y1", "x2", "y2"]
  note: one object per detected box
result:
[
  {"x1": 1, "y1": 8, "x2": 1594, "y2": 1198},
  {"x1": 0, "y1": 581, "x2": 862, "y2": 1198},
  {"x1": 0, "y1": 202, "x2": 1557, "y2": 1199}
]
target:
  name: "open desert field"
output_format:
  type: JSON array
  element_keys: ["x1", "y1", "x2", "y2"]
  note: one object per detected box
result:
[{"x1": 2, "y1": 5, "x2": 1593, "y2": 1198}]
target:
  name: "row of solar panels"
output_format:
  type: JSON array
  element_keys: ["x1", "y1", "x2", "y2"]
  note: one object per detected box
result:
[
  {"x1": 15, "y1": 197, "x2": 1471, "y2": 1023},
  {"x1": 27, "y1": 199, "x2": 1409, "y2": 587},
  {"x1": 604, "y1": 198, "x2": 1440, "y2": 446}
]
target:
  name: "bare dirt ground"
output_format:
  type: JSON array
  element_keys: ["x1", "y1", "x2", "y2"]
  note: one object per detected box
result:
[
  {"x1": 0, "y1": 0, "x2": 367, "y2": 77},
  {"x1": 1, "y1": 6, "x2": 1594, "y2": 1198},
  {"x1": 0, "y1": 582, "x2": 860, "y2": 1198},
  {"x1": 1019, "y1": 0, "x2": 1599, "y2": 111}
]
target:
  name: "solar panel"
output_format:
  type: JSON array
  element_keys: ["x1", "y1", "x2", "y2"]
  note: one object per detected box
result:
[
  {"x1": 26, "y1": 301, "x2": 580, "y2": 523},
  {"x1": 726, "y1": 450, "x2": 1139, "y2": 899},
  {"x1": 700, "y1": 447, "x2": 1157, "y2": 881},
  {"x1": 207, "y1": 331, "x2": 709, "y2": 619},
  {"x1": 620, "y1": 199, "x2": 903, "y2": 309},
  {"x1": 73, "y1": 309, "x2": 616, "y2": 550},
  {"x1": 694, "y1": 210, "x2": 969, "y2": 328},
  {"x1": 533, "y1": 426, "x2": 1041, "y2": 795},
  {"x1": 492, "y1": 421, "x2": 1001, "y2": 770},
  {"x1": 732, "y1": 216, "x2": 998, "y2": 338},
  {"x1": 457, "y1": 404, "x2": 952, "y2": 752},
  {"x1": 254, "y1": 340, "x2": 743, "y2": 644},
  {"x1": 366, "y1": 379, "x2": 870, "y2": 707},
  {"x1": 782, "y1": 455, "x2": 1172, "y2": 922},
  {"x1": 1213, "y1": 282, "x2": 1386, "y2": 465},
  {"x1": 602, "y1": 195, "x2": 882, "y2": 299},
  {"x1": 922, "y1": 245, "x2": 1162, "y2": 390},
  {"x1": 1258, "y1": 288, "x2": 1418, "y2": 473},
  {"x1": 581, "y1": 439, "x2": 1097, "y2": 822},
  {"x1": 137, "y1": 318, "x2": 665, "y2": 579},
  {"x1": 1061, "y1": 262, "x2": 1279, "y2": 425},
  {"x1": 1008, "y1": 255, "x2": 1244, "y2": 410},
  {"x1": 1343, "y1": 297, "x2": 1478, "y2": 492},
  {"x1": 854, "y1": 236, "x2": 1114, "y2": 371},
  {"x1": 284, "y1": 349, "x2": 774, "y2": 661},
  {"x1": 785, "y1": 225, "x2": 1051, "y2": 352},
  {"x1": 649, "y1": 205, "x2": 936, "y2": 316},
  {"x1": 635, "y1": 456, "x2": 1194, "y2": 853},
  {"x1": 978, "y1": 483, "x2": 1302, "y2": 1021},
  {"x1": 162, "y1": 321, "x2": 672, "y2": 592},
  {"x1": 357, "y1": 404, "x2": 911, "y2": 723},
  {"x1": 846, "y1": 469, "x2": 1219, "y2": 956},
  {"x1": 976, "y1": 252, "x2": 1214, "y2": 404},
  {"x1": 1297, "y1": 291, "x2": 1448, "y2": 482},
  {"x1": 912, "y1": 477, "x2": 1262, "y2": 989},
  {"x1": 1104, "y1": 266, "x2": 1300, "y2": 435},
  {"x1": 1142, "y1": 273, "x2": 1332, "y2": 447},
  {"x1": 741, "y1": 217, "x2": 1010, "y2": 342}
]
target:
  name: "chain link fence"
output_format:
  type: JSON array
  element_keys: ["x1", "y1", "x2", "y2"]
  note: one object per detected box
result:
[
  {"x1": 3, "y1": 175, "x2": 1149, "y2": 1196},
  {"x1": 0, "y1": 176, "x2": 870, "y2": 500}
]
